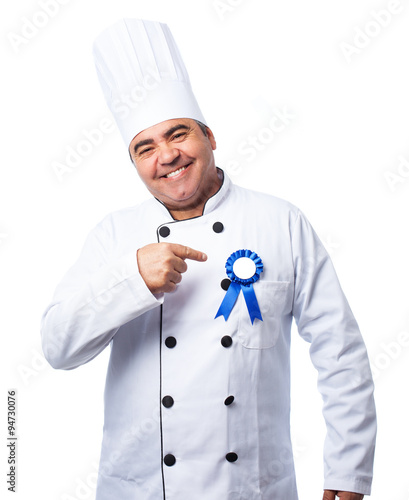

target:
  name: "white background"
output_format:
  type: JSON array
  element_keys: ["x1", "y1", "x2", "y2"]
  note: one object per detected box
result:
[{"x1": 1, "y1": 0, "x2": 409, "y2": 499}]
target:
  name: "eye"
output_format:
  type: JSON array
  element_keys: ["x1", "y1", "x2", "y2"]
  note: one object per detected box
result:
[
  {"x1": 139, "y1": 147, "x2": 154, "y2": 156},
  {"x1": 171, "y1": 132, "x2": 187, "y2": 141}
]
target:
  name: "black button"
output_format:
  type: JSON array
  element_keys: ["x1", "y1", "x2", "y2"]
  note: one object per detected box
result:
[
  {"x1": 159, "y1": 226, "x2": 170, "y2": 238},
  {"x1": 165, "y1": 336, "x2": 177, "y2": 348},
  {"x1": 162, "y1": 396, "x2": 174, "y2": 408},
  {"x1": 224, "y1": 396, "x2": 235, "y2": 406},
  {"x1": 164, "y1": 454, "x2": 176, "y2": 466},
  {"x1": 226, "y1": 452, "x2": 238, "y2": 462},
  {"x1": 213, "y1": 222, "x2": 224, "y2": 233},
  {"x1": 221, "y1": 336, "x2": 233, "y2": 348},
  {"x1": 221, "y1": 278, "x2": 231, "y2": 291}
]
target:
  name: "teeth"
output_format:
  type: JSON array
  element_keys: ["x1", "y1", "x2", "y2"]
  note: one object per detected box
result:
[{"x1": 166, "y1": 166, "x2": 186, "y2": 178}]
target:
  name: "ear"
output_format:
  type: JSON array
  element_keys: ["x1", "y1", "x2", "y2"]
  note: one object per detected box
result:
[{"x1": 206, "y1": 127, "x2": 217, "y2": 151}]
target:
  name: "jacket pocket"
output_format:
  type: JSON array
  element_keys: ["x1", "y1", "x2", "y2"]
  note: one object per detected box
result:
[{"x1": 237, "y1": 281, "x2": 291, "y2": 349}]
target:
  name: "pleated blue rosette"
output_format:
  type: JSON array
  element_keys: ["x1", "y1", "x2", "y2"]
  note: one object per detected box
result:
[{"x1": 215, "y1": 249, "x2": 263, "y2": 324}]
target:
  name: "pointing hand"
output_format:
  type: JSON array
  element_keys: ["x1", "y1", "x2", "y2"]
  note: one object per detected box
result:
[
  {"x1": 322, "y1": 491, "x2": 364, "y2": 500},
  {"x1": 137, "y1": 243, "x2": 207, "y2": 294}
]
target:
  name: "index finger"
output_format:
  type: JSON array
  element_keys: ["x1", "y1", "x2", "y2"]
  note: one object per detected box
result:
[{"x1": 170, "y1": 244, "x2": 207, "y2": 262}]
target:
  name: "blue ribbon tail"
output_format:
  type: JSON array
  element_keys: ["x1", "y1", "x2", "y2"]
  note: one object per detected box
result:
[
  {"x1": 215, "y1": 282, "x2": 241, "y2": 321},
  {"x1": 242, "y1": 284, "x2": 263, "y2": 324}
]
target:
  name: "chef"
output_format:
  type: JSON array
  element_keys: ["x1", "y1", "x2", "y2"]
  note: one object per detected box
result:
[{"x1": 41, "y1": 18, "x2": 376, "y2": 500}]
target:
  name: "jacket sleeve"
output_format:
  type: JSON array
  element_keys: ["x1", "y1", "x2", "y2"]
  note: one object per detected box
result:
[
  {"x1": 40, "y1": 216, "x2": 163, "y2": 370},
  {"x1": 290, "y1": 209, "x2": 376, "y2": 495}
]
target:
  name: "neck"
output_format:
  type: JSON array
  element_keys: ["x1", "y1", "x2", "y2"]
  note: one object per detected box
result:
[
  {"x1": 169, "y1": 207, "x2": 205, "y2": 221},
  {"x1": 166, "y1": 169, "x2": 223, "y2": 220}
]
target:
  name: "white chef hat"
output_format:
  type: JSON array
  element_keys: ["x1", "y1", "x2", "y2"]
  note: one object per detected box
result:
[{"x1": 92, "y1": 18, "x2": 207, "y2": 148}]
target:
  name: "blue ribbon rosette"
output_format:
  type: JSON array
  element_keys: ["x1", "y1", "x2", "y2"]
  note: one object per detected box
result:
[{"x1": 215, "y1": 249, "x2": 264, "y2": 324}]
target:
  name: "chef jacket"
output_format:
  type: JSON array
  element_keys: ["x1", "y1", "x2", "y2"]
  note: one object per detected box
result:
[{"x1": 41, "y1": 169, "x2": 376, "y2": 500}]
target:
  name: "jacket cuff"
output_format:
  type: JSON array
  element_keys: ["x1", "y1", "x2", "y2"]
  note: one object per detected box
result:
[
  {"x1": 116, "y1": 250, "x2": 164, "y2": 310},
  {"x1": 324, "y1": 475, "x2": 372, "y2": 495}
]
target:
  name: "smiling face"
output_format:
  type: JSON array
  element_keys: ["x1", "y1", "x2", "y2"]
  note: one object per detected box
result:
[{"x1": 129, "y1": 118, "x2": 220, "y2": 220}]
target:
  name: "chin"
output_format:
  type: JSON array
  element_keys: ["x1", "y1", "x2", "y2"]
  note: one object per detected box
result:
[{"x1": 168, "y1": 186, "x2": 199, "y2": 203}]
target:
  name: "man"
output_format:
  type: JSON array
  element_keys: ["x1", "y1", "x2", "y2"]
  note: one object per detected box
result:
[{"x1": 41, "y1": 19, "x2": 376, "y2": 500}]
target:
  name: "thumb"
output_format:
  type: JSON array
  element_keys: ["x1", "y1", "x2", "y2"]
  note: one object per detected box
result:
[
  {"x1": 171, "y1": 244, "x2": 207, "y2": 262},
  {"x1": 323, "y1": 491, "x2": 337, "y2": 500}
]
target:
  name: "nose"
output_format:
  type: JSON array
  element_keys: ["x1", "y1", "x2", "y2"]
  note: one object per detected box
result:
[{"x1": 157, "y1": 143, "x2": 179, "y2": 165}]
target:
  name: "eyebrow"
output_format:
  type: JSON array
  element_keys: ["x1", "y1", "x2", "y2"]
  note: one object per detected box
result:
[
  {"x1": 132, "y1": 124, "x2": 190, "y2": 155},
  {"x1": 133, "y1": 138, "x2": 154, "y2": 155}
]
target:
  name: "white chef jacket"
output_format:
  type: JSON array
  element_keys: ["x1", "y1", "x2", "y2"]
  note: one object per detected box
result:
[{"x1": 41, "y1": 170, "x2": 376, "y2": 500}]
